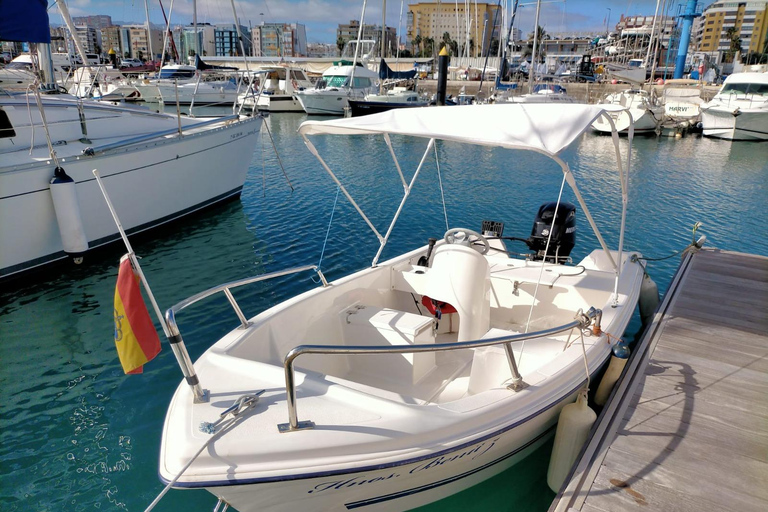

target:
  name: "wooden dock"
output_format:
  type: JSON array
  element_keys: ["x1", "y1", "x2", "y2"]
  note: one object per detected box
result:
[{"x1": 550, "y1": 248, "x2": 768, "y2": 512}]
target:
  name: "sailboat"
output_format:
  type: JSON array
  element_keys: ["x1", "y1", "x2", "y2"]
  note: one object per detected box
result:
[
  {"x1": 0, "y1": 2, "x2": 263, "y2": 280},
  {"x1": 155, "y1": 104, "x2": 645, "y2": 511}
]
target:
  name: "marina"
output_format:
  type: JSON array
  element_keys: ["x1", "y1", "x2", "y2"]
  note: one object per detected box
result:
[{"x1": 1, "y1": 110, "x2": 766, "y2": 511}]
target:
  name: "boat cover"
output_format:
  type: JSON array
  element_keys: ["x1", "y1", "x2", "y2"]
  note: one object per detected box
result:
[
  {"x1": 379, "y1": 58, "x2": 418, "y2": 80},
  {"x1": 0, "y1": 0, "x2": 50, "y2": 43},
  {"x1": 299, "y1": 103, "x2": 624, "y2": 157}
]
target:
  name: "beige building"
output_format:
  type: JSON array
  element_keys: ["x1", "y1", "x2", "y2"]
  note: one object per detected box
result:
[
  {"x1": 697, "y1": 0, "x2": 768, "y2": 59},
  {"x1": 406, "y1": 1, "x2": 501, "y2": 57}
]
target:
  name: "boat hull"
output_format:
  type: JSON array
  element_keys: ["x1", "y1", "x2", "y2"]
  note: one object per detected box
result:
[
  {"x1": 347, "y1": 99, "x2": 428, "y2": 117},
  {"x1": 195, "y1": 384, "x2": 588, "y2": 512},
  {"x1": 701, "y1": 107, "x2": 768, "y2": 141},
  {"x1": 0, "y1": 116, "x2": 262, "y2": 279},
  {"x1": 296, "y1": 90, "x2": 353, "y2": 115},
  {"x1": 591, "y1": 108, "x2": 661, "y2": 134}
]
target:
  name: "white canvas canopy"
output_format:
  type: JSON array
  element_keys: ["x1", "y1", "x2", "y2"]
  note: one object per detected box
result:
[
  {"x1": 298, "y1": 103, "x2": 625, "y2": 158},
  {"x1": 298, "y1": 103, "x2": 633, "y2": 304}
]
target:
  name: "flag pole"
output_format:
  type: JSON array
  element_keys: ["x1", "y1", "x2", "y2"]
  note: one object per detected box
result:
[{"x1": 92, "y1": 169, "x2": 208, "y2": 402}]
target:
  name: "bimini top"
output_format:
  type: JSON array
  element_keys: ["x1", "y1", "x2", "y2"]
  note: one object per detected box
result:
[{"x1": 299, "y1": 103, "x2": 624, "y2": 158}]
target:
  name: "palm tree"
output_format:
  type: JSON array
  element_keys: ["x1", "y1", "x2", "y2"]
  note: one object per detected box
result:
[
  {"x1": 724, "y1": 27, "x2": 742, "y2": 63},
  {"x1": 336, "y1": 36, "x2": 345, "y2": 57},
  {"x1": 413, "y1": 34, "x2": 422, "y2": 57}
]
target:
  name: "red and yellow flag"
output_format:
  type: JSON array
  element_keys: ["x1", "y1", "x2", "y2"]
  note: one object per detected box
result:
[{"x1": 113, "y1": 255, "x2": 161, "y2": 374}]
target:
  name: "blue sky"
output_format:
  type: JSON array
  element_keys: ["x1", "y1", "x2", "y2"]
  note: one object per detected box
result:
[{"x1": 57, "y1": 1, "x2": 711, "y2": 43}]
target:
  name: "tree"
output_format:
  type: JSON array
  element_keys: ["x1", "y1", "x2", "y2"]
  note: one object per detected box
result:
[
  {"x1": 188, "y1": 49, "x2": 196, "y2": 57},
  {"x1": 423, "y1": 37, "x2": 435, "y2": 59},
  {"x1": 723, "y1": 27, "x2": 742, "y2": 63},
  {"x1": 489, "y1": 38, "x2": 500, "y2": 56},
  {"x1": 336, "y1": 36, "x2": 345, "y2": 56},
  {"x1": 413, "y1": 34, "x2": 422, "y2": 57}
]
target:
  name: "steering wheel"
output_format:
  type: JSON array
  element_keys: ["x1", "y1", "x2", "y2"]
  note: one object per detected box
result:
[{"x1": 444, "y1": 228, "x2": 490, "y2": 255}]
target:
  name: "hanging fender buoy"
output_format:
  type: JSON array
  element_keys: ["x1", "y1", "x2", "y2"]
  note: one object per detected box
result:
[
  {"x1": 639, "y1": 272, "x2": 660, "y2": 325},
  {"x1": 594, "y1": 339, "x2": 631, "y2": 406},
  {"x1": 547, "y1": 389, "x2": 597, "y2": 492},
  {"x1": 49, "y1": 167, "x2": 88, "y2": 264}
]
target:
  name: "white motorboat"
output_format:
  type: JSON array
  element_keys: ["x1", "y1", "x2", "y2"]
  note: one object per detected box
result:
[
  {"x1": 347, "y1": 87, "x2": 428, "y2": 116},
  {"x1": 506, "y1": 84, "x2": 579, "y2": 104},
  {"x1": 158, "y1": 78, "x2": 240, "y2": 107},
  {"x1": 131, "y1": 64, "x2": 198, "y2": 102},
  {"x1": 701, "y1": 72, "x2": 768, "y2": 141},
  {"x1": 591, "y1": 89, "x2": 663, "y2": 134},
  {"x1": 238, "y1": 66, "x2": 314, "y2": 112},
  {"x1": 67, "y1": 67, "x2": 141, "y2": 101},
  {"x1": 658, "y1": 79, "x2": 706, "y2": 137},
  {"x1": 0, "y1": 92, "x2": 262, "y2": 280},
  {"x1": 295, "y1": 62, "x2": 378, "y2": 115},
  {"x1": 156, "y1": 103, "x2": 645, "y2": 512}
]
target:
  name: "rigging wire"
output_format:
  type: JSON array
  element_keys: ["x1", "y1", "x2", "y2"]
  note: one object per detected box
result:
[{"x1": 433, "y1": 143, "x2": 449, "y2": 231}]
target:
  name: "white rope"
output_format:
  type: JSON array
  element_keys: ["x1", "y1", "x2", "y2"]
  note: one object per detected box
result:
[
  {"x1": 143, "y1": 393, "x2": 261, "y2": 512},
  {"x1": 434, "y1": 143, "x2": 449, "y2": 231},
  {"x1": 518, "y1": 171, "x2": 568, "y2": 365},
  {"x1": 579, "y1": 327, "x2": 591, "y2": 391}
]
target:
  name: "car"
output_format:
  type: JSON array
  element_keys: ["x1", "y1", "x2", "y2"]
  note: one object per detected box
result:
[{"x1": 120, "y1": 58, "x2": 143, "y2": 68}]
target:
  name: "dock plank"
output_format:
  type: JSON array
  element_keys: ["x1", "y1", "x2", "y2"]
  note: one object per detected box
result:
[{"x1": 550, "y1": 249, "x2": 768, "y2": 512}]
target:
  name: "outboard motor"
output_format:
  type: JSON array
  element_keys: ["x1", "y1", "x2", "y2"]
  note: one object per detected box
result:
[{"x1": 527, "y1": 202, "x2": 576, "y2": 264}]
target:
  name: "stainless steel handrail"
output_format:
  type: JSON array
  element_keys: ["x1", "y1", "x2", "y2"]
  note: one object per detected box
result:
[
  {"x1": 278, "y1": 307, "x2": 601, "y2": 432},
  {"x1": 165, "y1": 264, "x2": 328, "y2": 350}
]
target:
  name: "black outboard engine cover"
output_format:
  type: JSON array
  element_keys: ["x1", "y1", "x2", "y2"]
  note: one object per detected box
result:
[{"x1": 527, "y1": 202, "x2": 576, "y2": 263}]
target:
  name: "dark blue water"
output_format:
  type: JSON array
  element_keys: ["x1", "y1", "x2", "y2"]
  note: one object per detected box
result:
[{"x1": 1, "y1": 111, "x2": 766, "y2": 512}]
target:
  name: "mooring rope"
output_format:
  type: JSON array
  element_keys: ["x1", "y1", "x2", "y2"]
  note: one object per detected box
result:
[{"x1": 143, "y1": 392, "x2": 263, "y2": 512}]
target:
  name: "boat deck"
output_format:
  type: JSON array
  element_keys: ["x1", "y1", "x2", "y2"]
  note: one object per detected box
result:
[{"x1": 549, "y1": 248, "x2": 768, "y2": 512}]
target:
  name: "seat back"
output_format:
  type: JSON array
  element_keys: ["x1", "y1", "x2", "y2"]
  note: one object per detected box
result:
[{"x1": 424, "y1": 244, "x2": 490, "y2": 342}]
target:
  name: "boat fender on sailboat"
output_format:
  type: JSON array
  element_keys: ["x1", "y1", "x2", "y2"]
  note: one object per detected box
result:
[
  {"x1": 49, "y1": 167, "x2": 88, "y2": 263},
  {"x1": 594, "y1": 339, "x2": 631, "y2": 406},
  {"x1": 547, "y1": 389, "x2": 597, "y2": 492},
  {"x1": 639, "y1": 273, "x2": 660, "y2": 325}
]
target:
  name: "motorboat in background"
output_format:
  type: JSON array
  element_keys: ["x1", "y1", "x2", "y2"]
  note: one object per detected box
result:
[
  {"x1": 238, "y1": 66, "x2": 313, "y2": 112},
  {"x1": 591, "y1": 89, "x2": 663, "y2": 134},
  {"x1": 295, "y1": 61, "x2": 378, "y2": 115},
  {"x1": 504, "y1": 83, "x2": 579, "y2": 104},
  {"x1": 348, "y1": 87, "x2": 427, "y2": 116},
  {"x1": 604, "y1": 59, "x2": 647, "y2": 85},
  {"x1": 157, "y1": 104, "x2": 645, "y2": 512},
  {"x1": 347, "y1": 58, "x2": 426, "y2": 116},
  {"x1": 701, "y1": 72, "x2": 768, "y2": 141},
  {"x1": 658, "y1": 79, "x2": 706, "y2": 137}
]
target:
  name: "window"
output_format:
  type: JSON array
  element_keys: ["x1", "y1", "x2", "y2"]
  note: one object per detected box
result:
[{"x1": 0, "y1": 108, "x2": 15, "y2": 138}]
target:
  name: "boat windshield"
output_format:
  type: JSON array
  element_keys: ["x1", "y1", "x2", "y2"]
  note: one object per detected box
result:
[
  {"x1": 159, "y1": 69, "x2": 196, "y2": 79},
  {"x1": 720, "y1": 82, "x2": 768, "y2": 96},
  {"x1": 325, "y1": 75, "x2": 349, "y2": 88}
]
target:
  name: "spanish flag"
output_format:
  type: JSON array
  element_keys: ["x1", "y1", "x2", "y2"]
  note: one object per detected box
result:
[{"x1": 113, "y1": 255, "x2": 161, "y2": 374}]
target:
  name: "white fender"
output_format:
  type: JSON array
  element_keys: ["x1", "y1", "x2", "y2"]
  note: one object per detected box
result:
[
  {"x1": 49, "y1": 167, "x2": 88, "y2": 263},
  {"x1": 547, "y1": 389, "x2": 597, "y2": 492}
]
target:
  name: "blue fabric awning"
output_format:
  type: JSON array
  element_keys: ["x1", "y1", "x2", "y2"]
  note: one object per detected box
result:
[{"x1": 0, "y1": 0, "x2": 51, "y2": 43}]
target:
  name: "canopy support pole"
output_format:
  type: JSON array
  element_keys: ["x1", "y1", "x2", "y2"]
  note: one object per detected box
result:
[
  {"x1": 302, "y1": 135, "x2": 384, "y2": 243},
  {"x1": 372, "y1": 138, "x2": 435, "y2": 267},
  {"x1": 557, "y1": 157, "x2": 617, "y2": 272},
  {"x1": 384, "y1": 133, "x2": 408, "y2": 192}
]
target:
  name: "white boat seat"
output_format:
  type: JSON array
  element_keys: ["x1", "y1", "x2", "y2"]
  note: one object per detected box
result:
[{"x1": 341, "y1": 305, "x2": 437, "y2": 384}]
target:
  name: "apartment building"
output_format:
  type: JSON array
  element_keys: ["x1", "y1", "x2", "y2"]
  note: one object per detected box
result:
[
  {"x1": 406, "y1": 1, "x2": 501, "y2": 57},
  {"x1": 697, "y1": 0, "x2": 768, "y2": 59},
  {"x1": 251, "y1": 23, "x2": 308, "y2": 57},
  {"x1": 337, "y1": 20, "x2": 397, "y2": 57},
  {"x1": 213, "y1": 24, "x2": 251, "y2": 56}
]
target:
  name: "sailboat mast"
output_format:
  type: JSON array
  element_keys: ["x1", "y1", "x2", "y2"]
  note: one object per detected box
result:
[
  {"x1": 349, "y1": 0, "x2": 368, "y2": 90},
  {"x1": 380, "y1": 0, "x2": 387, "y2": 94},
  {"x1": 527, "y1": 0, "x2": 542, "y2": 93},
  {"x1": 144, "y1": 0, "x2": 154, "y2": 61},
  {"x1": 193, "y1": 0, "x2": 198, "y2": 57}
]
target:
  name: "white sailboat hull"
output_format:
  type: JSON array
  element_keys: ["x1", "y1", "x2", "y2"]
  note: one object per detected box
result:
[
  {"x1": 0, "y1": 97, "x2": 261, "y2": 278},
  {"x1": 158, "y1": 82, "x2": 240, "y2": 106},
  {"x1": 591, "y1": 107, "x2": 661, "y2": 133}
]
